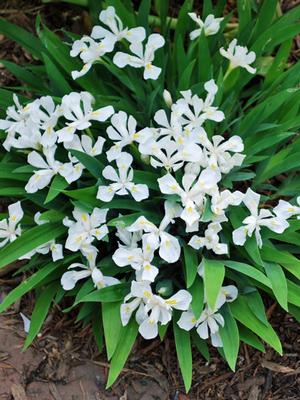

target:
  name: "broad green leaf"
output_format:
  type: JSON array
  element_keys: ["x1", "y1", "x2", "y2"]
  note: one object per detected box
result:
[
  {"x1": 0, "y1": 18, "x2": 44, "y2": 59},
  {"x1": 178, "y1": 59, "x2": 196, "y2": 91},
  {"x1": 251, "y1": 0, "x2": 278, "y2": 41},
  {"x1": 287, "y1": 280, "x2": 300, "y2": 307},
  {"x1": 106, "y1": 319, "x2": 138, "y2": 387},
  {"x1": 45, "y1": 175, "x2": 68, "y2": 204},
  {"x1": 289, "y1": 304, "x2": 300, "y2": 323},
  {"x1": 76, "y1": 302, "x2": 95, "y2": 322},
  {"x1": 230, "y1": 296, "x2": 282, "y2": 354},
  {"x1": 102, "y1": 301, "x2": 123, "y2": 360},
  {"x1": 0, "y1": 222, "x2": 66, "y2": 270},
  {"x1": 223, "y1": 260, "x2": 271, "y2": 288},
  {"x1": 261, "y1": 244, "x2": 300, "y2": 280},
  {"x1": 38, "y1": 25, "x2": 98, "y2": 92},
  {"x1": 219, "y1": 304, "x2": 240, "y2": 371},
  {"x1": 0, "y1": 187, "x2": 26, "y2": 196},
  {"x1": 173, "y1": 312, "x2": 193, "y2": 392},
  {"x1": 237, "y1": 0, "x2": 252, "y2": 34},
  {"x1": 263, "y1": 262, "x2": 288, "y2": 311},
  {"x1": 64, "y1": 186, "x2": 98, "y2": 205},
  {"x1": 189, "y1": 276, "x2": 204, "y2": 319},
  {"x1": 63, "y1": 280, "x2": 94, "y2": 312},
  {"x1": 108, "y1": 211, "x2": 161, "y2": 227},
  {"x1": 92, "y1": 309, "x2": 104, "y2": 352},
  {"x1": 198, "y1": 30, "x2": 211, "y2": 82},
  {"x1": 42, "y1": 52, "x2": 72, "y2": 96},
  {"x1": 134, "y1": 170, "x2": 159, "y2": 191},
  {"x1": 23, "y1": 282, "x2": 58, "y2": 349},
  {"x1": 0, "y1": 260, "x2": 67, "y2": 313},
  {"x1": 238, "y1": 325, "x2": 265, "y2": 352},
  {"x1": 80, "y1": 283, "x2": 130, "y2": 303},
  {"x1": 183, "y1": 244, "x2": 198, "y2": 288},
  {"x1": 137, "y1": 0, "x2": 151, "y2": 33},
  {"x1": 191, "y1": 330, "x2": 210, "y2": 361},
  {"x1": 245, "y1": 290, "x2": 269, "y2": 326},
  {"x1": 0, "y1": 60, "x2": 46, "y2": 92},
  {"x1": 69, "y1": 149, "x2": 104, "y2": 179},
  {"x1": 158, "y1": 323, "x2": 169, "y2": 341},
  {"x1": 203, "y1": 258, "x2": 225, "y2": 310}
]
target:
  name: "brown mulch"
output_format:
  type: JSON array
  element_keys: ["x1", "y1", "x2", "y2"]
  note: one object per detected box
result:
[
  {"x1": 1, "y1": 1, "x2": 300, "y2": 399},
  {"x1": 0, "y1": 296, "x2": 300, "y2": 399}
]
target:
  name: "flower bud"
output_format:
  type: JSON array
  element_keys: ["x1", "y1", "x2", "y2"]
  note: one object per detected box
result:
[
  {"x1": 156, "y1": 279, "x2": 173, "y2": 297},
  {"x1": 163, "y1": 89, "x2": 173, "y2": 108}
]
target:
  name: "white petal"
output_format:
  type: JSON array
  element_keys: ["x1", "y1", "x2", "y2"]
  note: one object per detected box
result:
[
  {"x1": 97, "y1": 185, "x2": 115, "y2": 202},
  {"x1": 196, "y1": 321, "x2": 209, "y2": 339},
  {"x1": 91, "y1": 105, "x2": 114, "y2": 122},
  {"x1": 143, "y1": 64, "x2": 161, "y2": 80},
  {"x1": 157, "y1": 173, "x2": 182, "y2": 195},
  {"x1": 159, "y1": 231, "x2": 180, "y2": 263},
  {"x1": 177, "y1": 310, "x2": 197, "y2": 331},
  {"x1": 129, "y1": 184, "x2": 149, "y2": 202},
  {"x1": 138, "y1": 318, "x2": 159, "y2": 339},
  {"x1": 8, "y1": 201, "x2": 23, "y2": 224},
  {"x1": 28, "y1": 151, "x2": 49, "y2": 169},
  {"x1": 232, "y1": 226, "x2": 247, "y2": 246},
  {"x1": 165, "y1": 290, "x2": 192, "y2": 310},
  {"x1": 61, "y1": 269, "x2": 91, "y2": 290}
]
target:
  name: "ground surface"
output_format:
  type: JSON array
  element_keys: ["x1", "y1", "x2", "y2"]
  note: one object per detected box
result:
[{"x1": 1, "y1": 1, "x2": 300, "y2": 399}]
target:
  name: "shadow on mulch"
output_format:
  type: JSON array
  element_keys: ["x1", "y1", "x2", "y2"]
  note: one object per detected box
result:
[
  {"x1": 0, "y1": 303, "x2": 300, "y2": 399},
  {"x1": 0, "y1": 1, "x2": 300, "y2": 399}
]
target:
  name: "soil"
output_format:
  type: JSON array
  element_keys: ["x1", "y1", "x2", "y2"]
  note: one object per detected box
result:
[
  {"x1": 0, "y1": 1, "x2": 300, "y2": 399},
  {"x1": 0, "y1": 304, "x2": 300, "y2": 400}
]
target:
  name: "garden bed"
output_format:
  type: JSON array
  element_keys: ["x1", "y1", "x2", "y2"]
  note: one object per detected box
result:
[{"x1": 1, "y1": 1, "x2": 300, "y2": 399}]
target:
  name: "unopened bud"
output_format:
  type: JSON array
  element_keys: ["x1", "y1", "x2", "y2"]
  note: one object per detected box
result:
[{"x1": 163, "y1": 89, "x2": 173, "y2": 108}]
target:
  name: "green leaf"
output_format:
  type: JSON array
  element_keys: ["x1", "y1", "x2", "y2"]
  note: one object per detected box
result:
[
  {"x1": 134, "y1": 170, "x2": 159, "y2": 191},
  {"x1": 42, "y1": 52, "x2": 72, "y2": 96},
  {"x1": 0, "y1": 222, "x2": 66, "y2": 270},
  {"x1": 287, "y1": 280, "x2": 300, "y2": 307},
  {"x1": 183, "y1": 244, "x2": 198, "y2": 288},
  {"x1": 0, "y1": 187, "x2": 26, "y2": 197},
  {"x1": 173, "y1": 311, "x2": 193, "y2": 392},
  {"x1": 219, "y1": 304, "x2": 239, "y2": 371},
  {"x1": 261, "y1": 244, "x2": 300, "y2": 280},
  {"x1": 108, "y1": 211, "x2": 161, "y2": 227},
  {"x1": 137, "y1": 0, "x2": 151, "y2": 33},
  {"x1": 69, "y1": 149, "x2": 104, "y2": 179},
  {"x1": 92, "y1": 309, "x2": 104, "y2": 352},
  {"x1": 237, "y1": 0, "x2": 252, "y2": 34},
  {"x1": 64, "y1": 186, "x2": 98, "y2": 205},
  {"x1": 158, "y1": 323, "x2": 169, "y2": 341},
  {"x1": 106, "y1": 319, "x2": 138, "y2": 388},
  {"x1": 191, "y1": 330, "x2": 210, "y2": 361},
  {"x1": 102, "y1": 301, "x2": 123, "y2": 360},
  {"x1": 0, "y1": 260, "x2": 65, "y2": 313},
  {"x1": 189, "y1": 276, "x2": 204, "y2": 319},
  {"x1": 238, "y1": 325, "x2": 265, "y2": 352},
  {"x1": 23, "y1": 282, "x2": 58, "y2": 349},
  {"x1": 223, "y1": 260, "x2": 271, "y2": 288},
  {"x1": 263, "y1": 262, "x2": 288, "y2": 311},
  {"x1": 0, "y1": 18, "x2": 44, "y2": 59},
  {"x1": 38, "y1": 25, "x2": 98, "y2": 92},
  {"x1": 230, "y1": 296, "x2": 282, "y2": 354},
  {"x1": 0, "y1": 60, "x2": 46, "y2": 92},
  {"x1": 245, "y1": 290, "x2": 269, "y2": 326},
  {"x1": 178, "y1": 59, "x2": 196, "y2": 91},
  {"x1": 80, "y1": 283, "x2": 130, "y2": 303},
  {"x1": 198, "y1": 30, "x2": 211, "y2": 82},
  {"x1": 203, "y1": 258, "x2": 225, "y2": 310},
  {"x1": 45, "y1": 175, "x2": 68, "y2": 203},
  {"x1": 251, "y1": 0, "x2": 278, "y2": 40}
]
